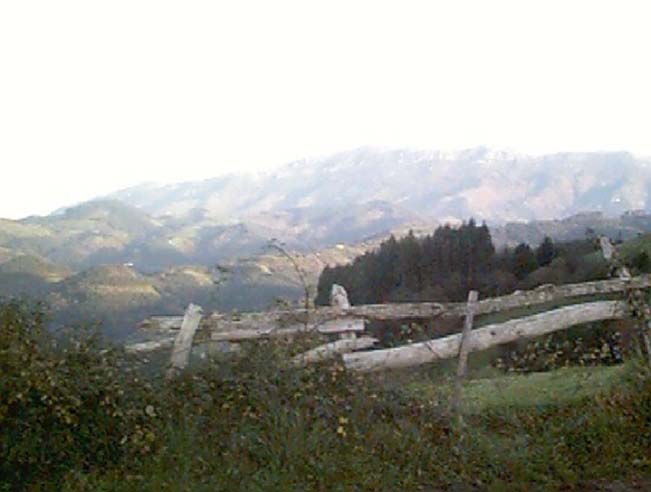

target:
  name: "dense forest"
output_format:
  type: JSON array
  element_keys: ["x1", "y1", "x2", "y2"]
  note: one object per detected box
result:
[{"x1": 315, "y1": 220, "x2": 617, "y2": 305}]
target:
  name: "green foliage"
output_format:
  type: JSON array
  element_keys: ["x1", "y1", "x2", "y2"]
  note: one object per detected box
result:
[
  {"x1": 0, "y1": 302, "x2": 160, "y2": 491},
  {"x1": 494, "y1": 323, "x2": 624, "y2": 373},
  {"x1": 535, "y1": 236, "x2": 556, "y2": 267},
  {"x1": 61, "y1": 353, "x2": 651, "y2": 492},
  {"x1": 317, "y1": 220, "x2": 500, "y2": 305},
  {"x1": 4, "y1": 301, "x2": 651, "y2": 491},
  {"x1": 632, "y1": 250, "x2": 651, "y2": 273},
  {"x1": 317, "y1": 225, "x2": 607, "y2": 309},
  {"x1": 512, "y1": 242, "x2": 538, "y2": 280}
]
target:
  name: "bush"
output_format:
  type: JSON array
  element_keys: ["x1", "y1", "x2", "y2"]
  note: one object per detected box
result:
[
  {"x1": 3, "y1": 300, "x2": 651, "y2": 491},
  {"x1": 494, "y1": 323, "x2": 625, "y2": 373},
  {"x1": 0, "y1": 301, "x2": 161, "y2": 491}
]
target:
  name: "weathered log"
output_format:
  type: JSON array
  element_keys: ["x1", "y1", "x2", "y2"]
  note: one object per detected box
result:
[
  {"x1": 138, "y1": 275, "x2": 651, "y2": 338},
  {"x1": 343, "y1": 300, "x2": 628, "y2": 372},
  {"x1": 166, "y1": 304, "x2": 203, "y2": 378},
  {"x1": 125, "y1": 337, "x2": 175, "y2": 353},
  {"x1": 209, "y1": 318, "x2": 365, "y2": 341},
  {"x1": 139, "y1": 315, "x2": 185, "y2": 332},
  {"x1": 643, "y1": 322, "x2": 651, "y2": 368},
  {"x1": 291, "y1": 336, "x2": 379, "y2": 366}
]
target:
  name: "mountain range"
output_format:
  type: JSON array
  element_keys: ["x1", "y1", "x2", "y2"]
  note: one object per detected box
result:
[
  {"x1": 105, "y1": 146, "x2": 651, "y2": 224},
  {"x1": 4, "y1": 146, "x2": 651, "y2": 339}
]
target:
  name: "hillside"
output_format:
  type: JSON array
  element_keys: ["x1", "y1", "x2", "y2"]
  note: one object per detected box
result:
[
  {"x1": 0, "y1": 254, "x2": 71, "y2": 281},
  {"x1": 3, "y1": 147, "x2": 651, "y2": 339},
  {"x1": 107, "y1": 147, "x2": 651, "y2": 223},
  {"x1": 4, "y1": 148, "x2": 651, "y2": 275},
  {"x1": 1, "y1": 198, "x2": 421, "y2": 274},
  {"x1": 3, "y1": 205, "x2": 651, "y2": 340},
  {"x1": 491, "y1": 210, "x2": 651, "y2": 248}
]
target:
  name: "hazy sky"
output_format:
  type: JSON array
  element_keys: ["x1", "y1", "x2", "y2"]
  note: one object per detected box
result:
[{"x1": 1, "y1": 0, "x2": 650, "y2": 219}]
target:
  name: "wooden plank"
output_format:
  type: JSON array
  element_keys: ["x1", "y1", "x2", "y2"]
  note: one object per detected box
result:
[
  {"x1": 600, "y1": 235, "x2": 632, "y2": 279},
  {"x1": 209, "y1": 318, "x2": 365, "y2": 342},
  {"x1": 467, "y1": 275, "x2": 647, "y2": 318},
  {"x1": 343, "y1": 300, "x2": 628, "y2": 373},
  {"x1": 644, "y1": 322, "x2": 651, "y2": 368},
  {"x1": 138, "y1": 275, "x2": 651, "y2": 336},
  {"x1": 451, "y1": 291, "x2": 478, "y2": 413},
  {"x1": 139, "y1": 316, "x2": 184, "y2": 332},
  {"x1": 321, "y1": 319, "x2": 363, "y2": 335},
  {"x1": 125, "y1": 337, "x2": 175, "y2": 353},
  {"x1": 291, "y1": 336, "x2": 379, "y2": 366},
  {"x1": 166, "y1": 304, "x2": 203, "y2": 378}
]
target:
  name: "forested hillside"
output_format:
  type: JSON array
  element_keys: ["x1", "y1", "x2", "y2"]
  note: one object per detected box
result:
[{"x1": 316, "y1": 220, "x2": 620, "y2": 305}]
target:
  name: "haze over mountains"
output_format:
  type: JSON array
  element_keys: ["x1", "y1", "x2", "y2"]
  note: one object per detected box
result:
[
  {"x1": 107, "y1": 147, "x2": 651, "y2": 224},
  {"x1": 3, "y1": 146, "x2": 651, "y2": 339},
  {"x1": 2, "y1": 146, "x2": 649, "y2": 271}
]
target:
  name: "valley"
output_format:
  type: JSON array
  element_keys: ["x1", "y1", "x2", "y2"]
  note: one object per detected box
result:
[{"x1": 3, "y1": 147, "x2": 651, "y2": 340}]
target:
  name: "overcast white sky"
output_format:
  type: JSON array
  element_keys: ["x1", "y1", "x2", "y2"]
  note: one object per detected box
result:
[{"x1": 1, "y1": 0, "x2": 650, "y2": 219}]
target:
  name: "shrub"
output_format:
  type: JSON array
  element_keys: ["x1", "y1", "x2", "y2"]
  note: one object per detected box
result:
[
  {"x1": 494, "y1": 323, "x2": 625, "y2": 373},
  {"x1": 3, "y1": 300, "x2": 651, "y2": 491},
  {"x1": 0, "y1": 301, "x2": 161, "y2": 491}
]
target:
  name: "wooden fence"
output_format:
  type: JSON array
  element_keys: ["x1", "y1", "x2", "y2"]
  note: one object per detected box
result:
[{"x1": 128, "y1": 238, "x2": 651, "y2": 376}]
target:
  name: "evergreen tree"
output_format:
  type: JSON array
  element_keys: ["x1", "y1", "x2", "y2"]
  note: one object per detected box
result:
[
  {"x1": 632, "y1": 250, "x2": 651, "y2": 273},
  {"x1": 513, "y1": 243, "x2": 538, "y2": 280},
  {"x1": 536, "y1": 236, "x2": 556, "y2": 267}
]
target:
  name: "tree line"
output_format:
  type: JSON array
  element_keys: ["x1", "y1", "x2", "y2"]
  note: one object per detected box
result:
[{"x1": 315, "y1": 220, "x2": 610, "y2": 306}]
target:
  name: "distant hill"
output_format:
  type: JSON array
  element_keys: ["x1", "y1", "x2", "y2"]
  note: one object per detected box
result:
[
  {"x1": 106, "y1": 147, "x2": 651, "y2": 224},
  {"x1": 3, "y1": 146, "x2": 651, "y2": 339},
  {"x1": 0, "y1": 197, "x2": 421, "y2": 273},
  {"x1": 491, "y1": 211, "x2": 651, "y2": 248},
  {"x1": 0, "y1": 254, "x2": 71, "y2": 281}
]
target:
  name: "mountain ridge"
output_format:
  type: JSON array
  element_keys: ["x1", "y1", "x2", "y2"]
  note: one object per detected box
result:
[{"x1": 100, "y1": 147, "x2": 651, "y2": 224}]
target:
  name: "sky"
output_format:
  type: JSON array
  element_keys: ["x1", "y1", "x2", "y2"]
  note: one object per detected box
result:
[{"x1": 1, "y1": 0, "x2": 650, "y2": 219}]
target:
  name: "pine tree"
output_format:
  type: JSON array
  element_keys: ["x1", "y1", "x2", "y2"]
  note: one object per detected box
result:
[
  {"x1": 536, "y1": 236, "x2": 556, "y2": 267},
  {"x1": 513, "y1": 243, "x2": 538, "y2": 280}
]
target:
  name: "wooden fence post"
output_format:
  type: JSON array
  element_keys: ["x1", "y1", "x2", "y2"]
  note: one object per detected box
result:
[
  {"x1": 167, "y1": 303, "x2": 203, "y2": 379},
  {"x1": 644, "y1": 322, "x2": 651, "y2": 368},
  {"x1": 599, "y1": 235, "x2": 651, "y2": 365},
  {"x1": 331, "y1": 284, "x2": 356, "y2": 340},
  {"x1": 450, "y1": 290, "x2": 479, "y2": 414}
]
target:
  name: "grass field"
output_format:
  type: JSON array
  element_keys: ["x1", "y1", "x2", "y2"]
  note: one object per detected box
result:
[
  {"x1": 3, "y1": 300, "x2": 651, "y2": 492},
  {"x1": 408, "y1": 363, "x2": 628, "y2": 413},
  {"x1": 60, "y1": 357, "x2": 650, "y2": 492}
]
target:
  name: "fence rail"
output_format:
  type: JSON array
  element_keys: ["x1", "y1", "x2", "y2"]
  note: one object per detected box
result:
[
  {"x1": 138, "y1": 274, "x2": 651, "y2": 339},
  {"x1": 343, "y1": 300, "x2": 627, "y2": 372},
  {"x1": 129, "y1": 238, "x2": 651, "y2": 373}
]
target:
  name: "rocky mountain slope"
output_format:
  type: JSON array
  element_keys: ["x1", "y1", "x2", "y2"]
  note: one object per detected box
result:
[{"x1": 107, "y1": 147, "x2": 651, "y2": 224}]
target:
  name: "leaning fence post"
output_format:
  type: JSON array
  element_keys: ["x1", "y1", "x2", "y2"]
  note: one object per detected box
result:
[
  {"x1": 643, "y1": 324, "x2": 651, "y2": 368},
  {"x1": 167, "y1": 303, "x2": 203, "y2": 379},
  {"x1": 599, "y1": 236, "x2": 651, "y2": 365},
  {"x1": 451, "y1": 290, "x2": 479, "y2": 414}
]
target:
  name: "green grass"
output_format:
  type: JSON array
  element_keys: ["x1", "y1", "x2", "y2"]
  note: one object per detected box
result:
[
  {"x1": 58, "y1": 357, "x2": 651, "y2": 492},
  {"x1": 408, "y1": 363, "x2": 628, "y2": 414},
  {"x1": 620, "y1": 233, "x2": 651, "y2": 258},
  {"x1": 4, "y1": 300, "x2": 651, "y2": 492}
]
